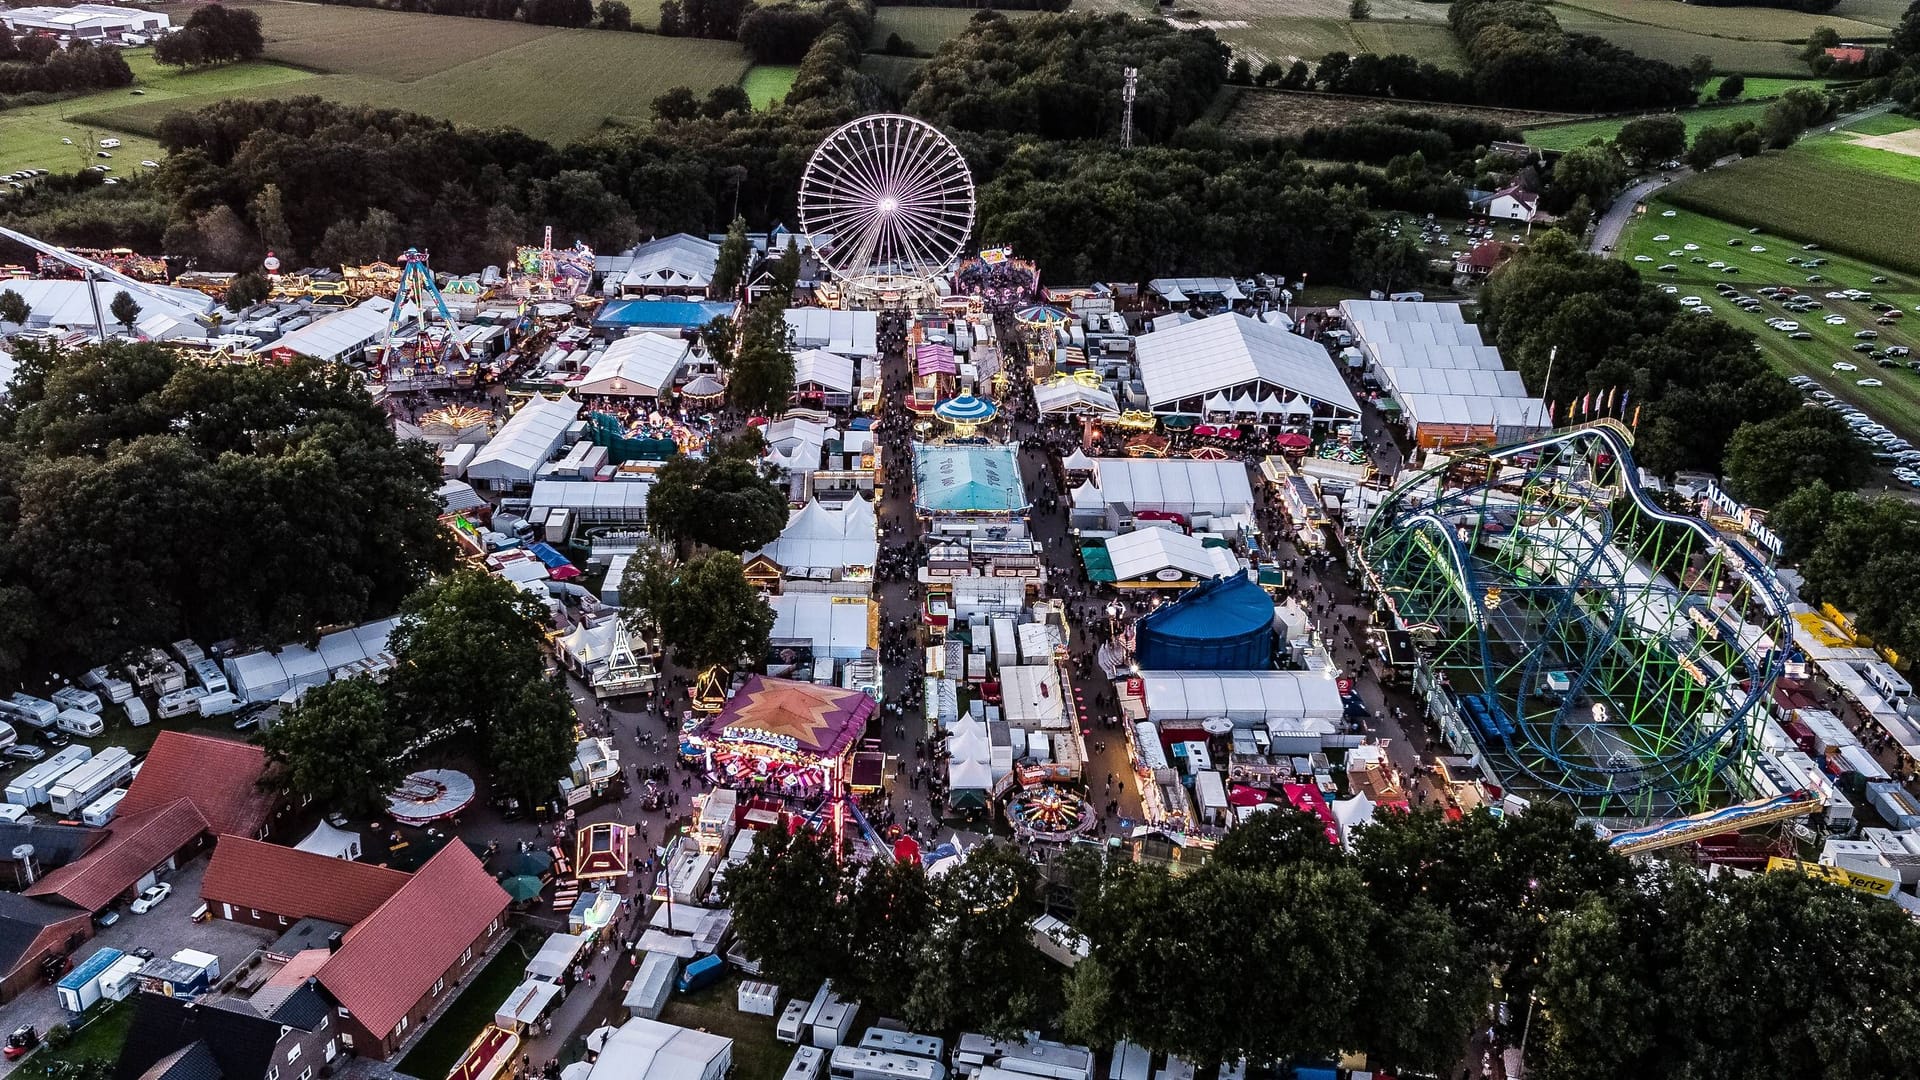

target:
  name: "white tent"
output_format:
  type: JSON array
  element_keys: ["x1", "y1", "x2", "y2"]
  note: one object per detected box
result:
[
  {"x1": 527, "y1": 932, "x2": 589, "y2": 982},
  {"x1": 1138, "y1": 671, "x2": 1343, "y2": 724},
  {"x1": 468, "y1": 394, "x2": 583, "y2": 486},
  {"x1": 497, "y1": 978, "x2": 564, "y2": 1031},
  {"x1": 748, "y1": 497, "x2": 878, "y2": 578},
  {"x1": 999, "y1": 665, "x2": 1066, "y2": 729},
  {"x1": 576, "y1": 334, "x2": 688, "y2": 397},
  {"x1": 792, "y1": 348, "x2": 856, "y2": 394},
  {"x1": 950, "y1": 757, "x2": 993, "y2": 793},
  {"x1": 294, "y1": 821, "x2": 362, "y2": 861},
  {"x1": 1135, "y1": 313, "x2": 1357, "y2": 416},
  {"x1": 1062, "y1": 448, "x2": 1096, "y2": 472},
  {"x1": 1085, "y1": 458, "x2": 1255, "y2": 518},
  {"x1": 769, "y1": 592, "x2": 873, "y2": 659},
  {"x1": 785, "y1": 308, "x2": 878, "y2": 356},
  {"x1": 1103, "y1": 528, "x2": 1240, "y2": 583},
  {"x1": 1033, "y1": 380, "x2": 1120, "y2": 417}
]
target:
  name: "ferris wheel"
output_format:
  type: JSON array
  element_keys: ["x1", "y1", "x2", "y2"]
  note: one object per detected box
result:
[{"x1": 797, "y1": 114, "x2": 976, "y2": 295}]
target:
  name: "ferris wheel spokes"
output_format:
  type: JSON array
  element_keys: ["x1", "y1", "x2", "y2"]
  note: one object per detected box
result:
[{"x1": 797, "y1": 113, "x2": 977, "y2": 301}]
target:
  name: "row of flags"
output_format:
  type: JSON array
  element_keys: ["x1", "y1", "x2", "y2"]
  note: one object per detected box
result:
[{"x1": 1546, "y1": 386, "x2": 1641, "y2": 428}]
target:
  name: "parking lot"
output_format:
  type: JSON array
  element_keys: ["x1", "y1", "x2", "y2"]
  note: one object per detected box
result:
[{"x1": 0, "y1": 856, "x2": 274, "y2": 1077}]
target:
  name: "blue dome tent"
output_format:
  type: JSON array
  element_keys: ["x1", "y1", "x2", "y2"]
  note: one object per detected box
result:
[{"x1": 1135, "y1": 573, "x2": 1276, "y2": 671}]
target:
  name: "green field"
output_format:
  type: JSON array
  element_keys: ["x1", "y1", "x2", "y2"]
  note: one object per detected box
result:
[
  {"x1": 1797, "y1": 136, "x2": 1920, "y2": 185},
  {"x1": 1525, "y1": 100, "x2": 1776, "y2": 151},
  {"x1": 743, "y1": 64, "x2": 797, "y2": 109},
  {"x1": 660, "y1": 975, "x2": 800, "y2": 1080},
  {"x1": 394, "y1": 931, "x2": 539, "y2": 1080},
  {"x1": 869, "y1": 6, "x2": 1037, "y2": 51},
  {"x1": 1553, "y1": 0, "x2": 1890, "y2": 41},
  {"x1": 1349, "y1": 21, "x2": 1468, "y2": 68},
  {"x1": 1835, "y1": 0, "x2": 1916, "y2": 28},
  {"x1": 1550, "y1": 8, "x2": 1806, "y2": 74},
  {"x1": 79, "y1": 6, "x2": 750, "y2": 146},
  {"x1": 1847, "y1": 112, "x2": 1920, "y2": 136},
  {"x1": 1618, "y1": 202, "x2": 1920, "y2": 443},
  {"x1": 0, "y1": 48, "x2": 310, "y2": 173}
]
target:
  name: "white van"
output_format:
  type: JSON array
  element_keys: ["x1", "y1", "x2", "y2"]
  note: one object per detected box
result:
[
  {"x1": 197, "y1": 691, "x2": 241, "y2": 717},
  {"x1": 55, "y1": 708, "x2": 104, "y2": 738},
  {"x1": 121, "y1": 697, "x2": 150, "y2": 727},
  {"x1": 2, "y1": 693, "x2": 59, "y2": 729}
]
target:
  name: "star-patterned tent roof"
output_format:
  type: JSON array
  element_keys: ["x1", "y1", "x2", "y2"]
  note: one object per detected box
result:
[{"x1": 696, "y1": 675, "x2": 876, "y2": 759}]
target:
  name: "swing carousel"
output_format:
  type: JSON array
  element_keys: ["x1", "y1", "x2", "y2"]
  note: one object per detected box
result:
[
  {"x1": 1003, "y1": 784, "x2": 1097, "y2": 843},
  {"x1": 932, "y1": 395, "x2": 998, "y2": 437}
]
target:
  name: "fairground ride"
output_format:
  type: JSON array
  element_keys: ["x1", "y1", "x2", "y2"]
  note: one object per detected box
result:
[
  {"x1": 1359, "y1": 421, "x2": 1791, "y2": 819},
  {"x1": 384, "y1": 247, "x2": 467, "y2": 376},
  {"x1": 0, "y1": 225, "x2": 215, "y2": 338}
]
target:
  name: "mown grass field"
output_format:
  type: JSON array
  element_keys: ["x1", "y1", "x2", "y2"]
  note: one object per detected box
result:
[
  {"x1": 743, "y1": 64, "x2": 797, "y2": 109},
  {"x1": 81, "y1": 6, "x2": 750, "y2": 145},
  {"x1": 1525, "y1": 100, "x2": 1775, "y2": 151},
  {"x1": 0, "y1": 48, "x2": 311, "y2": 173},
  {"x1": 1553, "y1": 0, "x2": 1889, "y2": 41},
  {"x1": 869, "y1": 6, "x2": 1037, "y2": 51},
  {"x1": 1848, "y1": 111, "x2": 1920, "y2": 136},
  {"x1": 1618, "y1": 202, "x2": 1920, "y2": 442},
  {"x1": 1797, "y1": 135, "x2": 1920, "y2": 184},
  {"x1": 1549, "y1": 8, "x2": 1806, "y2": 75},
  {"x1": 1349, "y1": 20, "x2": 1468, "y2": 68}
]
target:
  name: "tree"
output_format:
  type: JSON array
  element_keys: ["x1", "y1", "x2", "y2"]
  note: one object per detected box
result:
[
  {"x1": 728, "y1": 294, "x2": 796, "y2": 416},
  {"x1": 1802, "y1": 26, "x2": 1842, "y2": 64},
  {"x1": 249, "y1": 182, "x2": 295, "y2": 258},
  {"x1": 1349, "y1": 0, "x2": 1372, "y2": 18},
  {"x1": 1685, "y1": 124, "x2": 1736, "y2": 170},
  {"x1": 489, "y1": 676, "x2": 578, "y2": 807},
  {"x1": 1542, "y1": 144, "x2": 1623, "y2": 214},
  {"x1": 651, "y1": 86, "x2": 700, "y2": 123},
  {"x1": 1282, "y1": 59, "x2": 1310, "y2": 89},
  {"x1": 657, "y1": 0, "x2": 681, "y2": 34},
  {"x1": 1350, "y1": 226, "x2": 1429, "y2": 295},
  {"x1": 262, "y1": 677, "x2": 410, "y2": 816},
  {"x1": 1614, "y1": 114, "x2": 1686, "y2": 167},
  {"x1": 908, "y1": 843, "x2": 1051, "y2": 1036},
  {"x1": 722, "y1": 826, "x2": 854, "y2": 991},
  {"x1": 769, "y1": 234, "x2": 802, "y2": 296},
  {"x1": 223, "y1": 271, "x2": 271, "y2": 312},
  {"x1": 108, "y1": 290, "x2": 141, "y2": 334},
  {"x1": 1229, "y1": 57, "x2": 1252, "y2": 85},
  {"x1": 700, "y1": 314, "x2": 737, "y2": 371},
  {"x1": 644, "y1": 454, "x2": 788, "y2": 553},
  {"x1": 597, "y1": 0, "x2": 632, "y2": 29},
  {"x1": 647, "y1": 551, "x2": 774, "y2": 670},
  {"x1": 711, "y1": 214, "x2": 750, "y2": 299},
  {"x1": 843, "y1": 857, "x2": 936, "y2": 1012},
  {"x1": 702, "y1": 83, "x2": 752, "y2": 119},
  {"x1": 1717, "y1": 72, "x2": 1746, "y2": 99},
  {"x1": 384, "y1": 569, "x2": 551, "y2": 745},
  {"x1": 1687, "y1": 52, "x2": 1716, "y2": 85},
  {"x1": 0, "y1": 288, "x2": 30, "y2": 326},
  {"x1": 1208, "y1": 807, "x2": 1345, "y2": 870},
  {"x1": 153, "y1": 4, "x2": 265, "y2": 67},
  {"x1": 1724, "y1": 407, "x2": 1872, "y2": 507}
]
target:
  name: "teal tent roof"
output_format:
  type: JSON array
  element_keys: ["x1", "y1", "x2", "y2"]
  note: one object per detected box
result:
[{"x1": 912, "y1": 443, "x2": 1029, "y2": 514}]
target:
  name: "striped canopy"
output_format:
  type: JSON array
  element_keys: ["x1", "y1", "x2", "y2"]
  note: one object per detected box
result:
[
  {"x1": 934, "y1": 395, "x2": 998, "y2": 424},
  {"x1": 1014, "y1": 305, "x2": 1071, "y2": 327}
]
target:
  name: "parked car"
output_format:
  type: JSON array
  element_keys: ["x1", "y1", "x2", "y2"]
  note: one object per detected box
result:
[
  {"x1": 3, "y1": 745, "x2": 44, "y2": 762},
  {"x1": 131, "y1": 883, "x2": 171, "y2": 913}
]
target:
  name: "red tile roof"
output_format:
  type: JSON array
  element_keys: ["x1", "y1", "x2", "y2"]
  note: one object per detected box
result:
[
  {"x1": 25, "y1": 799, "x2": 208, "y2": 912},
  {"x1": 1460, "y1": 242, "x2": 1510, "y2": 271},
  {"x1": 317, "y1": 843, "x2": 509, "y2": 1040},
  {"x1": 201, "y1": 836, "x2": 411, "y2": 926},
  {"x1": 118, "y1": 732, "x2": 276, "y2": 839}
]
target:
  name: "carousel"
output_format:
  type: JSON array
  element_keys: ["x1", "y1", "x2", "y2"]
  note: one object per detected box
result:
[
  {"x1": 1013, "y1": 305, "x2": 1071, "y2": 339},
  {"x1": 932, "y1": 395, "x2": 998, "y2": 437},
  {"x1": 684, "y1": 675, "x2": 876, "y2": 798},
  {"x1": 680, "y1": 374, "x2": 727, "y2": 407},
  {"x1": 1003, "y1": 784, "x2": 1097, "y2": 842},
  {"x1": 387, "y1": 769, "x2": 477, "y2": 827}
]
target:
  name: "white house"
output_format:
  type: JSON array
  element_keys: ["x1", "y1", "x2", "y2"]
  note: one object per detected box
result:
[{"x1": 1481, "y1": 185, "x2": 1542, "y2": 224}]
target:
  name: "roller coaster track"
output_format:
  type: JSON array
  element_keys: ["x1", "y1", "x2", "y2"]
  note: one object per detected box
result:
[{"x1": 1607, "y1": 789, "x2": 1822, "y2": 855}]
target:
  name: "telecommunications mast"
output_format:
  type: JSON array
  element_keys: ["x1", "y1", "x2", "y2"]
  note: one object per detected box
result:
[{"x1": 1121, "y1": 66, "x2": 1138, "y2": 149}]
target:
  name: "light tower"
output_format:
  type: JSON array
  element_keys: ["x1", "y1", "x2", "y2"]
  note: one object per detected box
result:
[{"x1": 1121, "y1": 66, "x2": 1138, "y2": 149}]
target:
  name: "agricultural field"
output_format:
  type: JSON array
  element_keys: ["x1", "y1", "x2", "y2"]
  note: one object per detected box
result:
[
  {"x1": 1617, "y1": 202, "x2": 1920, "y2": 443},
  {"x1": 0, "y1": 48, "x2": 311, "y2": 174},
  {"x1": 1161, "y1": 0, "x2": 1464, "y2": 69},
  {"x1": 1520, "y1": 78, "x2": 1839, "y2": 152},
  {"x1": 1662, "y1": 139, "x2": 1920, "y2": 277},
  {"x1": 859, "y1": 53, "x2": 927, "y2": 94},
  {"x1": 1225, "y1": 87, "x2": 1577, "y2": 138},
  {"x1": 1552, "y1": 0, "x2": 1889, "y2": 42},
  {"x1": 870, "y1": 6, "x2": 1038, "y2": 51},
  {"x1": 80, "y1": 5, "x2": 750, "y2": 146},
  {"x1": 1833, "y1": 0, "x2": 1915, "y2": 29},
  {"x1": 743, "y1": 64, "x2": 798, "y2": 110},
  {"x1": 1550, "y1": 8, "x2": 1805, "y2": 75}
]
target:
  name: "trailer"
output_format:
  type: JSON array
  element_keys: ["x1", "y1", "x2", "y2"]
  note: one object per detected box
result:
[
  {"x1": 858, "y1": 1030, "x2": 945, "y2": 1062},
  {"x1": 829, "y1": 1047, "x2": 945, "y2": 1080},
  {"x1": 1, "y1": 693, "x2": 58, "y2": 729},
  {"x1": 98, "y1": 954, "x2": 145, "y2": 1002},
  {"x1": 80, "y1": 788, "x2": 128, "y2": 827},
  {"x1": 56, "y1": 948, "x2": 125, "y2": 1014},
  {"x1": 5, "y1": 746, "x2": 94, "y2": 808},
  {"x1": 51, "y1": 687, "x2": 101, "y2": 715},
  {"x1": 49, "y1": 748, "x2": 134, "y2": 815}
]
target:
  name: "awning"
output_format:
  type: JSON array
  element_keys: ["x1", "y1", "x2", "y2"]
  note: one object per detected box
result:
[{"x1": 495, "y1": 979, "x2": 562, "y2": 1030}]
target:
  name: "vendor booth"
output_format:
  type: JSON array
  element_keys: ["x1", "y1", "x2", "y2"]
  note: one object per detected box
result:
[{"x1": 687, "y1": 675, "x2": 876, "y2": 797}]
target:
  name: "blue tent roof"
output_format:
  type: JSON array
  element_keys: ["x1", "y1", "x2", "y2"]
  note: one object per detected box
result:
[
  {"x1": 1135, "y1": 574, "x2": 1275, "y2": 671},
  {"x1": 592, "y1": 299, "x2": 733, "y2": 330},
  {"x1": 912, "y1": 443, "x2": 1028, "y2": 514},
  {"x1": 529, "y1": 542, "x2": 573, "y2": 570}
]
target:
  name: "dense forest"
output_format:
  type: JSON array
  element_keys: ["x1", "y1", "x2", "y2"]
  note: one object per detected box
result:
[{"x1": 1449, "y1": 0, "x2": 1699, "y2": 111}]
